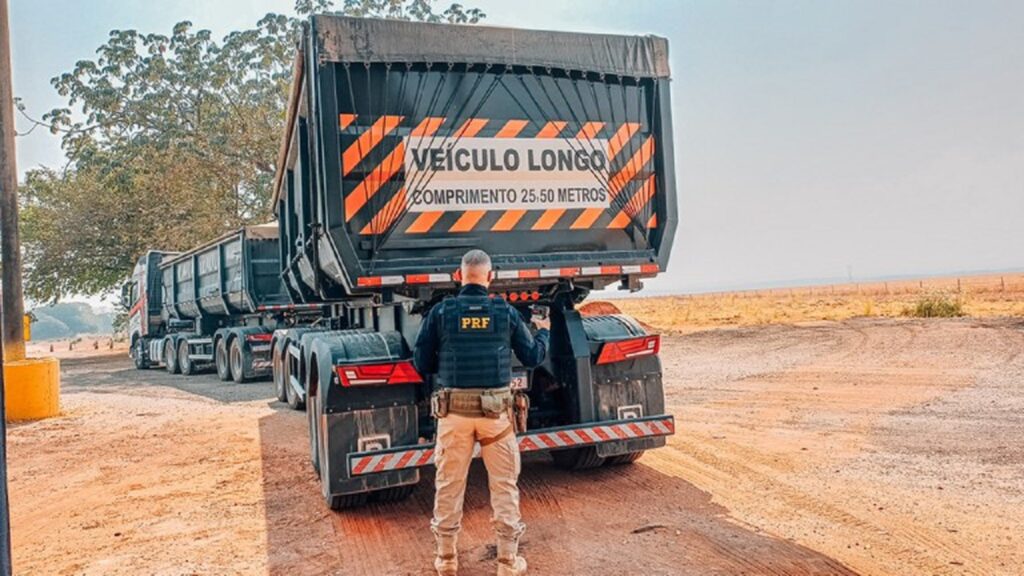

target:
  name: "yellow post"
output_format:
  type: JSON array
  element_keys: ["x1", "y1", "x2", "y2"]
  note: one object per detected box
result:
[{"x1": 3, "y1": 358, "x2": 59, "y2": 421}]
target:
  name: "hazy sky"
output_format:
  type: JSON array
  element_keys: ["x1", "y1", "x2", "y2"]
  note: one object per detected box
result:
[{"x1": 9, "y1": 0, "x2": 1024, "y2": 295}]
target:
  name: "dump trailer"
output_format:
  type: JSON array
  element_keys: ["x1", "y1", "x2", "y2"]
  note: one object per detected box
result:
[
  {"x1": 123, "y1": 223, "x2": 325, "y2": 382},
  {"x1": 272, "y1": 14, "x2": 678, "y2": 509}
]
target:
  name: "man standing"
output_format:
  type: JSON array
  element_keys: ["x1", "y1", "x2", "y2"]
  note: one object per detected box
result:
[{"x1": 414, "y1": 249, "x2": 550, "y2": 576}]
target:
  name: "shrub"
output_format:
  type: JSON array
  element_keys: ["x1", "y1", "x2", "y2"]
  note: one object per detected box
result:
[{"x1": 904, "y1": 291, "x2": 963, "y2": 318}]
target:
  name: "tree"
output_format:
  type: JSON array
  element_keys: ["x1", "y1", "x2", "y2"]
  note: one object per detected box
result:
[{"x1": 19, "y1": 0, "x2": 484, "y2": 302}]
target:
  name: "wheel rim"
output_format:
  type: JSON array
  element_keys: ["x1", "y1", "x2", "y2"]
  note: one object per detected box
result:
[
  {"x1": 165, "y1": 343, "x2": 175, "y2": 370},
  {"x1": 179, "y1": 342, "x2": 189, "y2": 372},
  {"x1": 273, "y1": 347, "x2": 282, "y2": 394},
  {"x1": 231, "y1": 343, "x2": 242, "y2": 378},
  {"x1": 216, "y1": 341, "x2": 228, "y2": 378}
]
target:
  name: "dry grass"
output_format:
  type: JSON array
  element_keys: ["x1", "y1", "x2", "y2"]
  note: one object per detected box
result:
[{"x1": 608, "y1": 273, "x2": 1024, "y2": 333}]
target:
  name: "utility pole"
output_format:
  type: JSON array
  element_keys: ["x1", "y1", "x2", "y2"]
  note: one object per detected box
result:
[
  {"x1": 0, "y1": 0, "x2": 23, "y2": 363},
  {"x1": 0, "y1": 0, "x2": 18, "y2": 572}
]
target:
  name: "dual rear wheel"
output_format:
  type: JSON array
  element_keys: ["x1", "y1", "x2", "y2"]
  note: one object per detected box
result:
[{"x1": 213, "y1": 337, "x2": 248, "y2": 383}]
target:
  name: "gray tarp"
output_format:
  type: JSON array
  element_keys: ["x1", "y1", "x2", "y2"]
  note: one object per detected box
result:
[{"x1": 313, "y1": 15, "x2": 670, "y2": 78}]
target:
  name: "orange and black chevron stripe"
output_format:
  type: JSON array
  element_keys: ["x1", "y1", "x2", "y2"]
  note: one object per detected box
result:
[{"x1": 338, "y1": 115, "x2": 659, "y2": 236}]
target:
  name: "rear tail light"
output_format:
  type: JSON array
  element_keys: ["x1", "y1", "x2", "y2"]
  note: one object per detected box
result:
[
  {"x1": 246, "y1": 333, "x2": 273, "y2": 343},
  {"x1": 335, "y1": 360, "x2": 423, "y2": 387},
  {"x1": 595, "y1": 335, "x2": 661, "y2": 365}
]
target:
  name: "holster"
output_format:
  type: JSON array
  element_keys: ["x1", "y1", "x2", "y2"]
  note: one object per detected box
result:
[
  {"x1": 513, "y1": 392, "x2": 530, "y2": 433},
  {"x1": 431, "y1": 389, "x2": 451, "y2": 419}
]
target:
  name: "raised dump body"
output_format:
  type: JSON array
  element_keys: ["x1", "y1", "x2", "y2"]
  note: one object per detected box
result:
[
  {"x1": 270, "y1": 15, "x2": 678, "y2": 510},
  {"x1": 275, "y1": 16, "x2": 675, "y2": 302},
  {"x1": 161, "y1": 223, "x2": 288, "y2": 320}
]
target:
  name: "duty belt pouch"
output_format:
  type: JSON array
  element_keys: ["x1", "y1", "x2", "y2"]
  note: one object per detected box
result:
[
  {"x1": 431, "y1": 389, "x2": 450, "y2": 419},
  {"x1": 479, "y1": 388, "x2": 511, "y2": 418}
]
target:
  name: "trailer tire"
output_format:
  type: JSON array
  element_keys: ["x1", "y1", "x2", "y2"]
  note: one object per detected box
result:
[
  {"x1": 229, "y1": 338, "x2": 248, "y2": 383},
  {"x1": 372, "y1": 484, "x2": 416, "y2": 503},
  {"x1": 178, "y1": 340, "x2": 195, "y2": 375},
  {"x1": 327, "y1": 493, "x2": 368, "y2": 511},
  {"x1": 605, "y1": 451, "x2": 645, "y2": 466},
  {"x1": 286, "y1": 369, "x2": 305, "y2": 410},
  {"x1": 133, "y1": 338, "x2": 150, "y2": 370},
  {"x1": 214, "y1": 338, "x2": 231, "y2": 381},
  {"x1": 164, "y1": 340, "x2": 180, "y2": 374},
  {"x1": 273, "y1": 343, "x2": 289, "y2": 403},
  {"x1": 307, "y1": 394, "x2": 320, "y2": 476},
  {"x1": 551, "y1": 446, "x2": 605, "y2": 470}
]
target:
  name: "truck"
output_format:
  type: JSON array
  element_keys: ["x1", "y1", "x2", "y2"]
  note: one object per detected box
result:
[
  {"x1": 122, "y1": 223, "x2": 324, "y2": 383},
  {"x1": 269, "y1": 15, "x2": 679, "y2": 509}
]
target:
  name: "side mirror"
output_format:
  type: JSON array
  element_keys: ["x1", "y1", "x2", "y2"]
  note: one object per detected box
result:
[{"x1": 120, "y1": 282, "x2": 132, "y2": 310}]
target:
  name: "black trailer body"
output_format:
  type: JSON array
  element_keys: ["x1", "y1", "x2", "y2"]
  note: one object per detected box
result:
[
  {"x1": 272, "y1": 15, "x2": 679, "y2": 509},
  {"x1": 124, "y1": 223, "x2": 325, "y2": 382}
]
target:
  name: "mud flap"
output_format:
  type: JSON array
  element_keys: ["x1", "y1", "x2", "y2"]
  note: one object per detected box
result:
[{"x1": 323, "y1": 405, "x2": 420, "y2": 495}]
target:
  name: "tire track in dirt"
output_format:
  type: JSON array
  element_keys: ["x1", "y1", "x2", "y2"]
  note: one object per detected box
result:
[{"x1": 657, "y1": 318, "x2": 1020, "y2": 576}]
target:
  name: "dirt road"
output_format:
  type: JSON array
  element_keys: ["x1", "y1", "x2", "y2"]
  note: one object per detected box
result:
[{"x1": 8, "y1": 318, "x2": 1023, "y2": 575}]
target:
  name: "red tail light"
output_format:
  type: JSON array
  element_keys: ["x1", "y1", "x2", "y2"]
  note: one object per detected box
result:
[
  {"x1": 246, "y1": 333, "x2": 273, "y2": 343},
  {"x1": 335, "y1": 360, "x2": 423, "y2": 387},
  {"x1": 596, "y1": 335, "x2": 661, "y2": 365}
]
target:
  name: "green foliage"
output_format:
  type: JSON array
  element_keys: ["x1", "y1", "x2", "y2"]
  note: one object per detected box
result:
[
  {"x1": 903, "y1": 291, "x2": 964, "y2": 318},
  {"x1": 29, "y1": 302, "x2": 117, "y2": 340},
  {"x1": 20, "y1": 0, "x2": 484, "y2": 303}
]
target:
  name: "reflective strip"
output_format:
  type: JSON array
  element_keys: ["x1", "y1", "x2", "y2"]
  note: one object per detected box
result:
[
  {"x1": 347, "y1": 415, "x2": 674, "y2": 476},
  {"x1": 406, "y1": 273, "x2": 452, "y2": 285},
  {"x1": 342, "y1": 115, "x2": 403, "y2": 176},
  {"x1": 607, "y1": 122, "x2": 641, "y2": 159},
  {"x1": 575, "y1": 121, "x2": 605, "y2": 140},
  {"x1": 491, "y1": 209, "x2": 527, "y2": 232},
  {"x1": 449, "y1": 210, "x2": 486, "y2": 232},
  {"x1": 357, "y1": 276, "x2": 404, "y2": 287},
  {"x1": 608, "y1": 174, "x2": 656, "y2": 230},
  {"x1": 356, "y1": 264, "x2": 656, "y2": 289},
  {"x1": 339, "y1": 114, "x2": 357, "y2": 130},
  {"x1": 534, "y1": 121, "x2": 567, "y2": 138},
  {"x1": 359, "y1": 187, "x2": 407, "y2": 235},
  {"x1": 347, "y1": 145, "x2": 404, "y2": 221},
  {"x1": 405, "y1": 211, "x2": 444, "y2": 234},
  {"x1": 495, "y1": 119, "x2": 529, "y2": 138},
  {"x1": 609, "y1": 136, "x2": 655, "y2": 200}
]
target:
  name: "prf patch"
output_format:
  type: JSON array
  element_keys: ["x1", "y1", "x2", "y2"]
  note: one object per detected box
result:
[{"x1": 459, "y1": 315, "x2": 493, "y2": 332}]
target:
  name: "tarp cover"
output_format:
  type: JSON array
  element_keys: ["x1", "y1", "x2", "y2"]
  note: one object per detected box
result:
[{"x1": 313, "y1": 15, "x2": 670, "y2": 78}]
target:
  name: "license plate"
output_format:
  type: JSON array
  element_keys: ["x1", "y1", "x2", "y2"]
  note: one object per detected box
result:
[{"x1": 511, "y1": 371, "x2": 529, "y2": 390}]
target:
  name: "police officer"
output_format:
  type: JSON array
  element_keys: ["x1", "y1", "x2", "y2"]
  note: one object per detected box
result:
[{"x1": 414, "y1": 249, "x2": 550, "y2": 576}]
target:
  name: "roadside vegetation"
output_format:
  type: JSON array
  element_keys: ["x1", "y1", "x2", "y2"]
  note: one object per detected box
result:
[
  {"x1": 610, "y1": 274, "x2": 1024, "y2": 333},
  {"x1": 16, "y1": 0, "x2": 484, "y2": 303},
  {"x1": 903, "y1": 291, "x2": 963, "y2": 318}
]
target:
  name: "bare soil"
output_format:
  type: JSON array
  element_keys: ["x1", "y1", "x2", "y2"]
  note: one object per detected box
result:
[{"x1": 7, "y1": 317, "x2": 1024, "y2": 575}]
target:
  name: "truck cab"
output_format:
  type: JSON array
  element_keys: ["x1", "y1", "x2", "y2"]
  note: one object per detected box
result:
[{"x1": 122, "y1": 250, "x2": 177, "y2": 369}]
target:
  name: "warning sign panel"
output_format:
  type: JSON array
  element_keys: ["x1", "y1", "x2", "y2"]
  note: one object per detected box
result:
[{"x1": 404, "y1": 137, "x2": 610, "y2": 213}]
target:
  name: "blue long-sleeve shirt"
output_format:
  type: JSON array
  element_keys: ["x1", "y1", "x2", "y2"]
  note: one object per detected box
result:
[{"x1": 413, "y1": 284, "x2": 550, "y2": 376}]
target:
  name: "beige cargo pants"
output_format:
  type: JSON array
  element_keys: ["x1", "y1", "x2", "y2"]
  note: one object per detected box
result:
[{"x1": 431, "y1": 411, "x2": 526, "y2": 571}]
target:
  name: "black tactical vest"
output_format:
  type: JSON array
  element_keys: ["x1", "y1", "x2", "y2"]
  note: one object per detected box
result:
[{"x1": 437, "y1": 294, "x2": 512, "y2": 389}]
